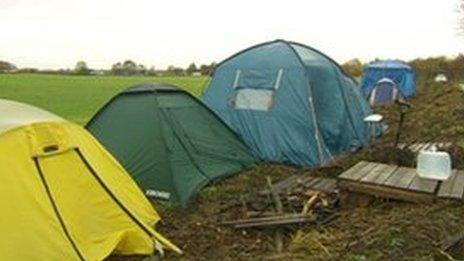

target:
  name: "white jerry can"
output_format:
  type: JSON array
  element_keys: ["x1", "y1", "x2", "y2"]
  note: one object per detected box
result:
[{"x1": 416, "y1": 145, "x2": 452, "y2": 180}]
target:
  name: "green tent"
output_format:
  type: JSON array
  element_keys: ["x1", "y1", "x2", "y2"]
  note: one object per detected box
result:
[{"x1": 87, "y1": 83, "x2": 256, "y2": 204}]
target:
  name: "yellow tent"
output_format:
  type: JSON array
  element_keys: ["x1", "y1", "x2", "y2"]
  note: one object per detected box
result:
[{"x1": 0, "y1": 99, "x2": 181, "y2": 260}]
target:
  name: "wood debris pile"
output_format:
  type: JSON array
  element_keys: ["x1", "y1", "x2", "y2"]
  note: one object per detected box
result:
[{"x1": 222, "y1": 175, "x2": 340, "y2": 231}]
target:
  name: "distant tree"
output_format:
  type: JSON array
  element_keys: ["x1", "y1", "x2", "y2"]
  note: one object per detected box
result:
[
  {"x1": 146, "y1": 66, "x2": 157, "y2": 76},
  {"x1": 186, "y1": 62, "x2": 198, "y2": 75},
  {"x1": 74, "y1": 61, "x2": 90, "y2": 75},
  {"x1": 0, "y1": 60, "x2": 17, "y2": 72},
  {"x1": 122, "y1": 60, "x2": 138, "y2": 75},
  {"x1": 166, "y1": 65, "x2": 185, "y2": 76},
  {"x1": 111, "y1": 62, "x2": 123, "y2": 75},
  {"x1": 58, "y1": 68, "x2": 72, "y2": 75},
  {"x1": 342, "y1": 59, "x2": 363, "y2": 78},
  {"x1": 137, "y1": 64, "x2": 147, "y2": 75},
  {"x1": 17, "y1": 67, "x2": 38, "y2": 73},
  {"x1": 199, "y1": 62, "x2": 216, "y2": 76},
  {"x1": 459, "y1": 1, "x2": 464, "y2": 35},
  {"x1": 110, "y1": 60, "x2": 146, "y2": 75},
  {"x1": 409, "y1": 55, "x2": 464, "y2": 83}
]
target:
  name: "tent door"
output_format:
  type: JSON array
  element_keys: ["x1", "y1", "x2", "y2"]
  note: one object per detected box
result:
[
  {"x1": 32, "y1": 148, "x2": 157, "y2": 258},
  {"x1": 33, "y1": 155, "x2": 85, "y2": 261}
]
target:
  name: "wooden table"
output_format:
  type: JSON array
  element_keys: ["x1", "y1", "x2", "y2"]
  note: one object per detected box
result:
[{"x1": 338, "y1": 161, "x2": 464, "y2": 203}]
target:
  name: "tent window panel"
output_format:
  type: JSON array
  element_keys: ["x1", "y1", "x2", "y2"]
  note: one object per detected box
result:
[{"x1": 233, "y1": 89, "x2": 274, "y2": 111}]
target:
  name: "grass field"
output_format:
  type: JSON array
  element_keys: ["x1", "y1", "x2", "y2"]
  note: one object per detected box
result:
[{"x1": 0, "y1": 73, "x2": 209, "y2": 124}]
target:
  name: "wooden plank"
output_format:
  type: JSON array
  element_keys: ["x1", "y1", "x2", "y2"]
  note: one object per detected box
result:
[
  {"x1": 312, "y1": 178, "x2": 331, "y2": 191},
  {"x1": 408, "y1": 174, "x2": 439, "y2": 194},
  {"x1": 339, "y1": 180, "x2": 435, "y2": 203},
  {"x1": 413, "y1": 143, "x2": 424, "y2": 151},
  {"x1": 383, "y1": 167, "x2": 417, "y2": 189},
  {"x1": 338, "y1": 161, "x2": 378, "y2": 181},
  {"x1": 297, "y1": 176, "x2": 314, "y2": 184},
  {"x1": 349, "y1": 162, "x2": 380, "y2": 181},
  {"x1": 322, "y1": 179, "x2": 338, "y2": 192},
  {"x1": 421, "y1": 142, "x2": 432, "y2": 151},
  {"x1": 407, "y1": 143, "x2": 415, "y2": 151},
  {"x1": 301, "y1": 176, "x2": 319, "y2": 188},
  {"x1": 222, "y1": 214, "x2": 315, "y2": 228},
  {"x1": 281, "y1": 176, "x2": 315, "y2": 192},
  {"x1": 410, "y1": 144, "x2": 423, "y2": 152},
  {"x1": 437, "y1": 170, "x2": 458, "y2": 198},
  {"x1": 274, "y1": 175, "x2": 300, "y2": 191},
  {"x1": 297, "y1": 176, "x2": 318, "y2": 188},
  {"x1": 338, "y1": 161, "x2": 369, "y2": 179},
  {"x1": 360, "y1": 164, "x2": 396, "y2": 183},
  {"x1": 408, "y1": 144, "x2": 417, "y2": 152},
  {"x1": 260, "y1": 175, "x2": 311, "y2": 195},
  {"x1": 416, "y1": 143, "x2": 429, "y2": 151},
  {"x1": 449, "y1": 171, "x2": 464, "y2": 199},
  {"x1": 305, "y1": 177, "x2": 323, "y2": 189},
  {"x1": 438, "y1": 170, "x2": 464, "y2": 199},
  {"x1": 313, "y1": 178, "x2": 337, "y2": 193},
  {"x1": 370, "y1": 165, "x2": 398, "y2": 185}
]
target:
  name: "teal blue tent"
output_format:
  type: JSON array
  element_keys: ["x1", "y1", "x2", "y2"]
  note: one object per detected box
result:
[{"x1": 202, "y1": 39, "x2": 373, "y2": 167}]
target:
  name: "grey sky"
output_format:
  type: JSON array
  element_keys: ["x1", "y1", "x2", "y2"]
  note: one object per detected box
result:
[{"x1": 0, "y1": 0, "x2": 462, "y2": 69}]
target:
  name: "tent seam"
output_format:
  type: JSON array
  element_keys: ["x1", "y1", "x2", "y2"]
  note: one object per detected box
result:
[
  {"x1": 285, "y1": 41, "x2": 333, "y2": 165},
  {"x1": 73, "y1": 148, "x2": 158, "y2": 241}
]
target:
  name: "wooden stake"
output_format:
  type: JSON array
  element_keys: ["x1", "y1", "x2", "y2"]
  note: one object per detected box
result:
[{"x1": 267, "y1": 176, "x2": 284, "y2": 253}]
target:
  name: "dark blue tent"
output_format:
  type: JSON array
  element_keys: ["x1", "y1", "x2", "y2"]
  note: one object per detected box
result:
[
  {"x1": 361, "y1": 60, "x2": 416, "y2": 99},
  {"x1": 202, "y1": 39, "x2": 374, "y2": 168}
]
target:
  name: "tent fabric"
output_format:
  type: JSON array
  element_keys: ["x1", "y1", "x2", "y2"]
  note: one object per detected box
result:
[
  {"x1": 202, "y1": 39, "x2": 373, "y2": 168},
  {"x1": 360, "y1": 60, "x2": 416, "y2": 98},
  {"x1": 0, "y1": 99, "x2": 63, "y2": 134},
  {"x1": 368, "y1": 78, "x2": 403, "y2": 106},
  {"x1": 87, "y1": 83, "x2": 256, "y2": 204},
  {"x1": 0, "y1": 99, "x2": 180, "y2": 260}
]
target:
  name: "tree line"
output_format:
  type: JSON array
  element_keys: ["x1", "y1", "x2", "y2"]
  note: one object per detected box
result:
[
  {"x1": 0, "y1": 60, "x2": 216, "y2": 76},
  {"x1": 3, "y1": 55, "x2": 464, "y2": 81}
]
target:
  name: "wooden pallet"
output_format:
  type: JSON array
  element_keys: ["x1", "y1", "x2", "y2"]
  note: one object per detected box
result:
[
  {"x1": 338, "y1": 161, "x2": 464, "y2": 203},
  {"x1": 397, "y1": 142, "x2": 453, "y2": 152},
  {"x1": 260, "y1": 175, "x2": 337, "y2": 196}
]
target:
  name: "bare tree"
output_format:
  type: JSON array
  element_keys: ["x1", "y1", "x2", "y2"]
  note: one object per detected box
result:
[{"x1": 458, "y1": 0, "x2": 464, "y2": 34}]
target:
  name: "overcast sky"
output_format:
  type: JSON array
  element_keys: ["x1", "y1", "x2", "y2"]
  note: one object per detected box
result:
[{"x1": 0, "y1": 0, "x2": 462, "y2": 70}]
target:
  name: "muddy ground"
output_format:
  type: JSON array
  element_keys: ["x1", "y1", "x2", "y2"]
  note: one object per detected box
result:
[{"x1": 155, "y1": 80, "x2": 464, "y2": 260}]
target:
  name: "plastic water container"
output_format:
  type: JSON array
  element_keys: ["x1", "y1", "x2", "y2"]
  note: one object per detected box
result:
[{"x1": 416, "y1": 146, "x2": 452, "y2": 180}]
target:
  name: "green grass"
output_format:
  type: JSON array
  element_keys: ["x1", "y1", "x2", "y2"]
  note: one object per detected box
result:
[{"x1": 0, "y1": 73, "x2": 209, "y2": 124}]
